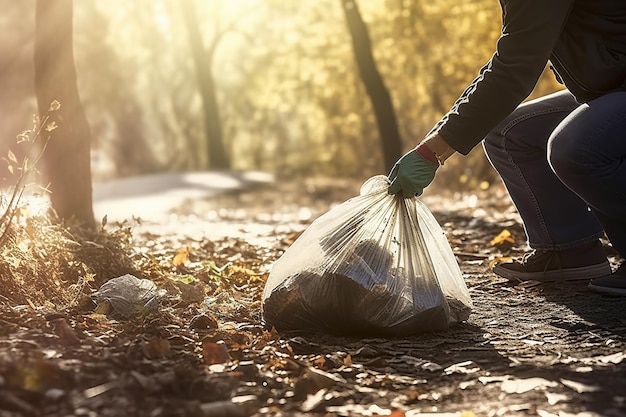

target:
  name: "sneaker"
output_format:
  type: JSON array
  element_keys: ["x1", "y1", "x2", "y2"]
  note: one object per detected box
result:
[
  {"x1": 588, "y1": 263, "x2": 626, "y2": 296},
  {"x1": 492, "y1": 241, "x2": 611, "y2": 282}
]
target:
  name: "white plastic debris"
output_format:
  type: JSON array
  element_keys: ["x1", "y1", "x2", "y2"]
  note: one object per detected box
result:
[{"x1": 93, "y1": 274, "x2": 165, "y2": 318}]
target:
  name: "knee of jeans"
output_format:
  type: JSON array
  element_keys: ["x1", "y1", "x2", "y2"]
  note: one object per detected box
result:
[
  {"x1": 548, "y1": 134, "x2": 586, "y2": 181},
  {"x1": 482, "y1": 130, "x2": 502, "y2": 158}
]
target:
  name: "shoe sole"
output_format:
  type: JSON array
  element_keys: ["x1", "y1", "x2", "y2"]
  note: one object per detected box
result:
[
  {"x1": 492, "y1": 262, "x2": 612, "y2": 282},
  {"x1": 587, "y1": 282, "x2": 626, "y2": 297}
]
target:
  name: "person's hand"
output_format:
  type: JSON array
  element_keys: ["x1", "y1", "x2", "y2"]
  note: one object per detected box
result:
[{"x1": 388, "y1": 148, "x2": 439, "y2": 198}]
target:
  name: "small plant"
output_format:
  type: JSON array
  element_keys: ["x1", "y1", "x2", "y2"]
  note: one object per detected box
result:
[
  {"x1": 0, "y1": 100, "x2": 60, "y2": 246},
  {"x1": 0, "y1": 102, "x2": 137, "y2": 307}
]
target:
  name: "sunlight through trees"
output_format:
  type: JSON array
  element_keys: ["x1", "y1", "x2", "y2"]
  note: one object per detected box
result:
[{"x1": 0, "y1": 0, "x2": 564, "y2": 189}]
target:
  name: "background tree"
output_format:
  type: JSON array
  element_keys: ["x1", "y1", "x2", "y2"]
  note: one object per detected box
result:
[
  {"x1": 34, "y1": 0, "x2": 94, "y2": 227},
  {"x1": 74, "y1": 2, "x2": 160, "y2": 178},
  {"x1": 341, "y1": 0, "x2": 402, "y2": 173},
  {"x1": 180, "y1": 0, "x2": 230, "y2": 170},
  {"x1": 0, "y1": 0, "x2": 564, "y2": 193}
]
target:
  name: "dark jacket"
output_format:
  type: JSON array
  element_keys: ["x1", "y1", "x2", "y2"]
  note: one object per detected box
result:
[{"x1": 434, "y1": 0, "x2": 626, "y2": 155}]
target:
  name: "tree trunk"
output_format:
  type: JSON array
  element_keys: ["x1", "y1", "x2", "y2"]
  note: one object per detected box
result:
[
  {"x1": 340, "y1": 0, "x2": 403, "y2": 173},
  {"x1": 180, "y1": 0, "x2": 230, "y2": 170},
  {"x1": 34, "y1": 0, "x2": 95, "y2": 228}
]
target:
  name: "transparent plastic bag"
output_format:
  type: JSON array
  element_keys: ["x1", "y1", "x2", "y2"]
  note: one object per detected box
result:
[{"x1": 262, "y1": 175, "x2": 472, "y2": 337}]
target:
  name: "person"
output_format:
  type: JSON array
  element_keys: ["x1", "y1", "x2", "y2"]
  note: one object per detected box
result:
[{"x1": 387, "y1": 1, "x2": 626, "y2": 296}]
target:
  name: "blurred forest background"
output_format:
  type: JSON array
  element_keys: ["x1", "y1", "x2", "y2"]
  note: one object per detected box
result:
[{"x1": 1, "y1": 0, "x2": 564, "y2": 194}]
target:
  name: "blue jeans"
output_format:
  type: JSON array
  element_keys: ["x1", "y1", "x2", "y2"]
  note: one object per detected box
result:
[{"x1": 483, "y1": 90, "x2": 626, "y2": 257}]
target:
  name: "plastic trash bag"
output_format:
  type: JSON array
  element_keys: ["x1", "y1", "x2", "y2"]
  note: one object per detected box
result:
[{"x1": 262, "y1": 175, "x2": 472, "y2": 337}]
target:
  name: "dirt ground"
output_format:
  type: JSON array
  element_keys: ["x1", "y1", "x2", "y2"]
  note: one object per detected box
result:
[{"x1": 1, "y1": 178, "x2": 625, "y2": 417}]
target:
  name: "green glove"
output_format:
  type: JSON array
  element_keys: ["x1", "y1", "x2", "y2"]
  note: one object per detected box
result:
[{"x1": 388, "y1": 149, "x2": 439, "y2": 198}]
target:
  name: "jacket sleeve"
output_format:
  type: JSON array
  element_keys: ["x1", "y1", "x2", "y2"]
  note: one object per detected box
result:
[{"x1": 431, "y1": 0, "x2": 574, "y2": 155}]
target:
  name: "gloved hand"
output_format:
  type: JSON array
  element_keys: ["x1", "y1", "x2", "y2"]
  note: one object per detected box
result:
[{"x1": 388, "y1": 148, "x2": 439, "y2": 198}]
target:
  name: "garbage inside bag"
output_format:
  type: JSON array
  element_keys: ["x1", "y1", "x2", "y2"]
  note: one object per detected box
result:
[
  {"x1": 262, "y1": 175, "x2": 472, "y2": 337},
  {"x1": 93, "y1": 274, "x2": 165, "y2": 318}
]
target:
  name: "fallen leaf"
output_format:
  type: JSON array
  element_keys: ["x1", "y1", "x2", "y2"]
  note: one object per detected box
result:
[
  {"x1": 48, "y1": 317, "x2": 80, "y2": 345},
  {"x1": 478, "y1": 375, "x2": 510, "y2": 385},
  {"x1": 444, "y1": 360, "x2": 480, "y2": 375},
  {"x1": 344, "y1": 354, "x2": 353, "y2": 367},
  {"x1": 174, "y1": 281, "x2": 205, "y2": 305},
  {"x1": 490, "y1": 229, "x2": 515, "y2": 247},
  {"x1": 202, "y1": 340, "x2": 230, "y2": 365},
  {"x1": 305, "y1": 366, "x2": 346, "y2": 390},
  {"x1": 501, "y1": 377, "x2": 558, "y2": 394},
  {"x1": 142, "y1": 337, "x2": 171, "y2": 359},
  {"x1": 596, "y1": 351, "x2": 625, "y2": 364},
  {"x1": 559, "y1": 378, "x2": 600, "y2": 393},
  {"x1": 168, "y1": 274, "x2": 196, "y2": 284},
  {"x1": 545, "y1": 391, "x2": 570, "y2": 405},
  {"x1": 300, "y1": 388, "x2": 327, "y2": 413},
  {"x1": 190, "y1": 314, "x2": 219, "y2": 331},
  {"x1": 312, "y1": 355, "x2": 326, "y2": 368},
  {"x1": 459, "y1": 380, "x2": 475, "y2": 390},
  {"x1": 488, "y1": 256, "x2": 512, "y2": 270},
  {"x1": 422, "y1": 361, "x2": 443, "y2": 372},
  {"x1": 5, "y1": 351, "x2": 68, "y2": 392},
  {"x1": 521, "y1": 339, "x2": 545, "y2": 346},
  {"x1": 173, "y1": 247, "x2": 190, "y2": 266}
]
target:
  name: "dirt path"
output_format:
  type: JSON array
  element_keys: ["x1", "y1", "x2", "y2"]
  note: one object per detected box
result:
[{"x1": 1, "y1": 178, "x2": 624, "y2": 417}]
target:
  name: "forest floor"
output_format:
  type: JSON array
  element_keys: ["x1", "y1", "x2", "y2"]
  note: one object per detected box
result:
[{"x1": 1, "y1": 176, "x2": 625, "y2": 417}]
